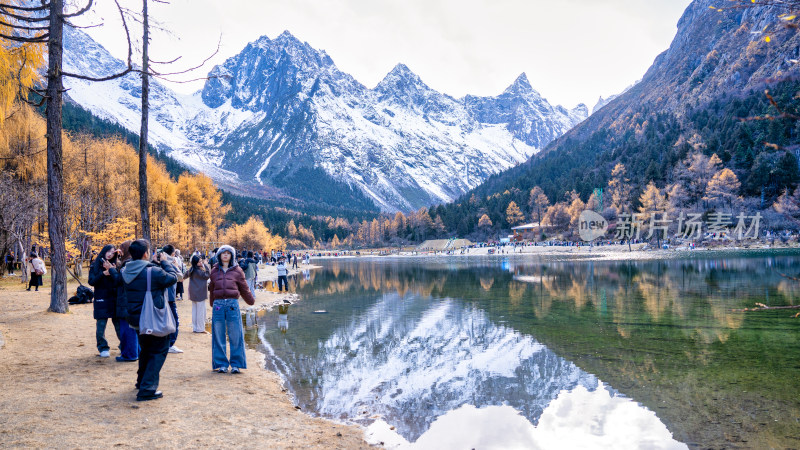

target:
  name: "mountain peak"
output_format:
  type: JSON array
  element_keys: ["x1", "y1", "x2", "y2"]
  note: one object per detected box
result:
[
  {"x1": 375, "y1": 63, "x2": 428, "y2": 95},
  {"x1": 275, "y1": 30, "x2": 300, "y2": 43},
  {"x1": 386, "y1": 63, "x2": 423, "y2": 83},
  {"x1": 504, "y1": 73, "x2": 533, "y2": 94}
]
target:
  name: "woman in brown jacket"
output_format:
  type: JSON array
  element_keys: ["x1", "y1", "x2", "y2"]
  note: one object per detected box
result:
[{"x1": 207, "y1": 245, "x2": 255, "y2": 373}]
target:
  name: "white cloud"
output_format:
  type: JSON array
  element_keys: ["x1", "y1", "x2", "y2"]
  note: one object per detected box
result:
[{"x1": 76, "y1": 0, "x2": 692, "y2": 108}]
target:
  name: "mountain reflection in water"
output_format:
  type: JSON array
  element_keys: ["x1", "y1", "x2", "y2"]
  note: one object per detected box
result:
[
  {"x1": 253, "y1": 252, "x2": 800, "y2": 448},
  {"x1": 258, "y1": 293, "x2": 682, "y2": 447}
]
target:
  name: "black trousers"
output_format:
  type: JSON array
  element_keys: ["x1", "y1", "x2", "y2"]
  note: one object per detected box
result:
[
  {"x1": 137, "y1": 333, "x2": 170, "y2": 397},
  {"x1": 278, "y1": 275, "x2": 288, "y2": 292}
]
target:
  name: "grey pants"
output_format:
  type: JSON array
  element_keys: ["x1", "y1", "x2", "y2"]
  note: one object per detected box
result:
[{"x1": 96, "y1": 318, "x2": 121, "y2": 352}]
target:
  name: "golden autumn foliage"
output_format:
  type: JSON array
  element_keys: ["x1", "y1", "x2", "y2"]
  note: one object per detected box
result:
[
  {"x1": 505, "y1": 201, "x2": 525, "y2": 226},
  {"x1": 222, "y1": 216, "x2": 285, "y2": 252},
  {"x1": 0, "y1": 3, "x2": 44, "y2": 125},
  {"x1": 85, "y1": 218, "x2": 136, "y2": 253},
  {"x1": 0, "y1": 102, "x2": 250, "y2": 255}
]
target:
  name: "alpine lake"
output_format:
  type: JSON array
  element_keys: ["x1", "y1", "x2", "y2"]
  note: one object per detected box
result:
[{"x1": 243, "y1": 250, "x2": 800, "y2": 449}]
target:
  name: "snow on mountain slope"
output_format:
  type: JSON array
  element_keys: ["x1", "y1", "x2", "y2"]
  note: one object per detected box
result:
[
  {"x1": 260, "y1": 294, "x2": 599, "y2": 441},
  {"x1": 63, "y1": 27, "x2": 587, "y2": 212}
]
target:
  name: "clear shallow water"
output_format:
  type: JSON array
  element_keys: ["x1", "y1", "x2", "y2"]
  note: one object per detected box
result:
[{"x1": 247, "y1": 251, "x2": 800, "y2": 449}]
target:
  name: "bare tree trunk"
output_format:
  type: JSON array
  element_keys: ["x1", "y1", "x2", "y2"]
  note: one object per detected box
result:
[
  {"x1": 18, "y1": 240, "x2": 28, "y2": 285},
  {"x1": 46, "y1": 0, "x2": 68, "y2": 313},
  {"x1": 139, "y1": 0, "x2": 151, "y2": 244}
]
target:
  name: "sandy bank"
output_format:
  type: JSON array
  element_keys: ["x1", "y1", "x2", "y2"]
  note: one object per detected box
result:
[{"x1": 0, "y1": 278, "x2": 368, "y2": 449}]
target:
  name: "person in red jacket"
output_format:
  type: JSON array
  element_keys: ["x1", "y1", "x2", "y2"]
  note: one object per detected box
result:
[{"x1": 207, "y1": 245, "x2": 255, "y2": 373}]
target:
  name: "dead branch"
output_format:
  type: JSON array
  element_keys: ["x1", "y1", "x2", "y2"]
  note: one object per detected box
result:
[
  {"x1": 149, "y1": 36, "x2": 220, "y2": 77},
  {"x1": 61, "y1": 0, "x2": 93, "y2": 18},
  {"x1": 778, "y1": 271, "x2": 800, "y2": 281},
  {"x1": 61, "y1": 0, "x2": 134, "y2": 83},
  {"x1": 62, "y1": 19, "x2": 102, "y2": 29},
  {"x1": 733, "y1": 304, "x2": 800, "y2": 312},
  {"x1": 0, "y1": 147, "x2": 46, "y2": 160},
  {"x1": 0, "y1": 2, "x2": 50, "y2": 12},
  {"x1": 150, "y1": 55, "x2": 181, "y2": 65},
  {"x1": 0, "y1": 31, "x2": 48, "y2": 42},
  {"x1": 0, "y1": 18, "x2": 49, "y2": 30},
  {"x1": 0, "y1": 7, "x2": 50, "y2": 22}
]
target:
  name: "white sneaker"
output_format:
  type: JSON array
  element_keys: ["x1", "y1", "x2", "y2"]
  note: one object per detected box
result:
[
  {"x1": 99, "y1": 350, "x2": 110, "y2": 358},
  {"x1": 168, "y1": 346, "x2": 183, "y2": 354}
]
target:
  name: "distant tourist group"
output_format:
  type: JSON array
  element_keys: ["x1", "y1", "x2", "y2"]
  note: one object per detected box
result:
[{"x1": 81, "y1": 239, "x2": 303, "y2": 401}]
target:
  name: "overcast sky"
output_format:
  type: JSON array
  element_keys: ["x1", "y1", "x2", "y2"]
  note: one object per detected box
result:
[{"x1": 78, "y1": 0, "x2": 692, "y2": 109}]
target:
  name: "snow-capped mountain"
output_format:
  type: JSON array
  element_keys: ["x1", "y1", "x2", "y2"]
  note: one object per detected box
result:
[
  {"x1": 63, "y1": 27, "x2": 587, "y2": 212},
  {"x1": 260, "y1": 294, "x2": 600, "y2": 441}
]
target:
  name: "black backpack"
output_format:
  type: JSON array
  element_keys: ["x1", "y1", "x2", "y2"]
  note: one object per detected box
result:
[
  {"x1": 68, "y1": 285, "x2": 94, "y2": 304},
  {"x1": 239, "y1": 258, "x2": 250, "y2": 271}
]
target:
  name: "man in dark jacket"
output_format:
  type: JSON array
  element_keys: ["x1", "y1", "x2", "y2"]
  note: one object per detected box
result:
[{"x1": 121, "y1": 239, "x2": 178, "y2": 401}]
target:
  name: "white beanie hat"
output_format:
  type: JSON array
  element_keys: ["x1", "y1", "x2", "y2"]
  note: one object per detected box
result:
[{"x1": 217, "y1": 245, "x2": 236, "y2": 261}]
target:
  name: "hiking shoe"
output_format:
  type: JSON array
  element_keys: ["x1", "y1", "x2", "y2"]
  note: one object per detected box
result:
[
  {"x1": 168, "y1": 346, "x2": 183, "y2": 354},
  {"x1": 215, "y1": 367, "x2": 228, "y2": 373},
  {"x1": 99, "y1": 350, "x2": 110, "y2": 358},
  {"x1": 136, "y1": 391, "x2": 163, "y2": 402},
  {"x1": 231, "y1": 367, "x2": 241, "y2": 374},
  {"x1": 116, "y1": 356, "x2": 137, "y2": 362}
]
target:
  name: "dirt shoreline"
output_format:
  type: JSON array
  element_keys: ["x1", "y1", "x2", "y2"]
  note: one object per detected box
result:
[
  {"x1": 310, "y1": 243, "x2": 800, "y2": 262},
  {"x1": 0, "y1": 270, "x2": 368, "y2": 449}
]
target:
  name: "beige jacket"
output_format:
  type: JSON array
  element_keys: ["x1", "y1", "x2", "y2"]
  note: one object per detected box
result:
[{"x1": 29, "y1": 258, "x2": 46, "y2": 275}]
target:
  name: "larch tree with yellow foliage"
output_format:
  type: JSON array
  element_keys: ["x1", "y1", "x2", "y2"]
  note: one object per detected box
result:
[
  {"x1": 704, "y1": 168, "x2": 741, "y2": 210},
  {"x1": 2, "y1": 0, "x2": 137, "y2": 313},
  {"x1": 607, "y1": 163, "x2": 633, "y2": 215},
  {"x1": 223, "y1": 217, "x2": 285, "y2": 252},
  {"x1": 506, "y1": 201, "x2": 525, "y2": 226},
  {"x1": 639, "y1": 182, "x2": 668, "y2": 214},
  {"x1": 478, "y1": 214, "x2": 493, "y2": 229}
]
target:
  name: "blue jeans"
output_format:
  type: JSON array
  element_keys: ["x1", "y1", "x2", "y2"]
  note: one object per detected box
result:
[
  {"x1": 211, "y1": 299, "x2": 246, "y2": 370},
  {"x1": 118, "y1": 319, "x2": 140, "y2": 360}
]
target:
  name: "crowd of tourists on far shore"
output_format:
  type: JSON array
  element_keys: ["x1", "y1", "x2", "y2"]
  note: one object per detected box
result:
[{"x1": 5, "y1": 241, "x2": 309, "y2": 402}]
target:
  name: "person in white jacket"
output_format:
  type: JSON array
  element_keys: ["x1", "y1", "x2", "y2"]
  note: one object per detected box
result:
[
  {"x1": 27, "y1": 252, "x2": 46, "y2": 291},
  {"x1": 276, "y1": 257, "x2": 289, "y2": 292}
]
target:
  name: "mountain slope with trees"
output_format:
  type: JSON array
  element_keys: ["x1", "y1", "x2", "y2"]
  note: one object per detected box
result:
[{"x1": 434, "y1": 0, "x2": 800, "y2": 239}]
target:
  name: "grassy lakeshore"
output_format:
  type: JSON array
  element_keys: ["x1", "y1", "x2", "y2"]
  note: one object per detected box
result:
[{"x1": 0, "y1": 267, "x2": 367, "y2": 449}]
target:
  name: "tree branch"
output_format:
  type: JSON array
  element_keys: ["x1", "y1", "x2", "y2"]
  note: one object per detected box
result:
[
  {"x1": 61, "y1": 0, "x2": 93, "y2": 18},
  {"x1": 0, "y1": 18, "x2": 49, "y2": 30},
  {"x1": 733, "y1": 304, "x2": 800, "y2": 311},
  {"x1": 0, "y1": 2, "x2": 50, "y2": 12},
  {"x1": 62, "y1": 67, "x2": 135, "y2": 82},
  {"x1": 150, "y1": 55, "x2": 181, "y2": 65},
  {"x1": 0, "y1": 147, "x2": 47, "y2": 160},
  {"x1": 0, "y1": 7, "x2": 50, "y2": 22},
  {"x1": 778, "y1": 271, "x2": 800, "y2": 282},
  {"x1": 62, "y1": 19, "x2": 102, "y2": 29},
  {"x1": 62, "y1": 0, "x2": 134, "y2": 82},
  {"x1": 148, "y1": 36, "x2": 220, "y2": 77},
  {"x1": 0, "y1": 31, "x2": 48, "y2": 43},
  {"x1": 152, "y1": 74, "x2": 226, "y2": 84}
]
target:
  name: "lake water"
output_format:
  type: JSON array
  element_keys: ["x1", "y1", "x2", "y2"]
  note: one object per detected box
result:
[{"x1": 246, "y1": 250, "x2": 800, "y2": 449}]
